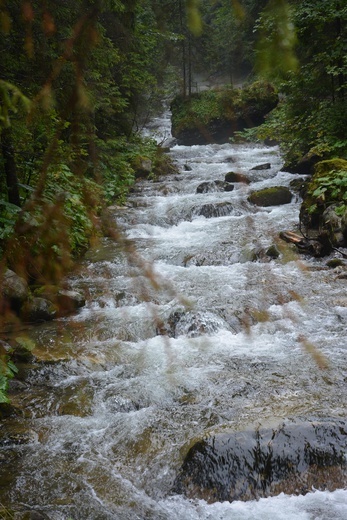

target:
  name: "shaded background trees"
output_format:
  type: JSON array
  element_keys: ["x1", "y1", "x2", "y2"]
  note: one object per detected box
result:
[{"x1": 1, "y1": 0, "x2": 346, "y2": 280}]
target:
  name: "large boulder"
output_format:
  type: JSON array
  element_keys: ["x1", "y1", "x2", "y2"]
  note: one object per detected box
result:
[
  {"x1": 1, "y1": 269, "x2": 28, "y2": 311},
  {"x1": 248, "y1": 186, "x2": 292, "y2": 207},
  {"x1": 21, "y1": 297, "x2": 57, "y2": 322},
  {"x1": 173, "y1": 419, "x2": 347, "y2": 503}
]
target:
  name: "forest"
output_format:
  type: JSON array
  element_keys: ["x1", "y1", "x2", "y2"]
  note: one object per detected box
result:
[{"x1": 1, "y1": 0, "x2": 347, "y2": 400}]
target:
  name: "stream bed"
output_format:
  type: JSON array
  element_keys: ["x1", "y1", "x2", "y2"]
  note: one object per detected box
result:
[{"x1": 0, "y1": 112, "x2": 347, "y2": 519}]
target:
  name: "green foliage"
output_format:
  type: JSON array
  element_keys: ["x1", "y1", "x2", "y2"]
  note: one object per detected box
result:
[
  {"x1": 255, "y1": 0, "x2": 298, "y2": 79},
  {"x1": 309, "y1": 171, "x2": 347, "y2": 215},
  {"x1": 0, "y1": 200, "x2": 21, "y2": 250},
  {"x1": 195, "y1": 0, "x2": 268, "y2": 81},
  {"x1": 186, "y1": 0, "x2": 202, "y2": 36},
  {"x1": 171, "y1": 80, "x2": 278, "y2": 132},
  {"x1": 44, "y1": 165, "x2": 101, "y2": 253},
  {"x1": 0, "y1": 344, "x2": 18, "y2": 404},
  {"x1": 302, "y1": 159, "x2": 347, "y2": 223},
  {"x1": 0, "y1": 80, "x2": 31, "y2": 129},
  {"x1": 98, "y1": 138, "x2": 136, "y2": 203},
  {"x1": 0, "y1": 0, "x2": 177, "y2": 287},
  {"x1": 254, "y1": 0, "x2": 347, "y2": 164}
]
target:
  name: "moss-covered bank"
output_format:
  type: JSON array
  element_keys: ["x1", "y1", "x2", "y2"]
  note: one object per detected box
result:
[{"x1": 170, "y1": 81, "x2": 278, "y2": 145}]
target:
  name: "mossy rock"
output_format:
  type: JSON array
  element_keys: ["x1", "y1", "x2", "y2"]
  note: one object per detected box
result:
[
  {"x1": 171, "y1": 81, "x2": 278, "y2": 145},
  {"x1": 315, "y1": 158, "x2": 347, "y2": 176},
  {"x1": 248, "y1": 186, "x2": 292, "y2": 207},
  {"x1": 132, "y1": 156, "x2": 152, "y2": 179}
]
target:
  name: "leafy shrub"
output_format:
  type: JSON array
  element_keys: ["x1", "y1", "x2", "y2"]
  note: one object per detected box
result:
[
  {"x1": 301, "y1": 159, "x2": 347, "y2": 226},
  {"x1": 0, "y1": 201, "x2": 21, "y2": 254}
]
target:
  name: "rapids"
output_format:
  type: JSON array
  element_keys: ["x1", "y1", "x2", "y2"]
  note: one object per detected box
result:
[{"x1": 0, "y1": 111, "x2": 346, "y2": 519}]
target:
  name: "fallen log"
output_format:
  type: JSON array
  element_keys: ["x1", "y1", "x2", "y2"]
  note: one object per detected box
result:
[{"x1": 279, "y1": 230, "x2": 331, "y2": 257}]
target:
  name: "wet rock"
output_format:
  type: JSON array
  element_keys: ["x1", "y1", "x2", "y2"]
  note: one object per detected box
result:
[
  {"x1": 190, "y1": 202, "x2": 234, "y2": 219},
  {"x1": 1, "y1": 269, "x2": 28, "y2": 311},
  {"x1": 216, "y1": 308, "x2": 254, "y2": 333},
  {"x1": 248, "y1": 186, "x2": 292, "y2": 207},
  {"x1": 196, "y1": 180, "x2": 228, "y2": 194},
  {"x1": 0, "y1": 421, "x2": 38, "y2": 447},
  {"x1": 284, "y1": 153, "x2": 320, "y2": 175},
  {"x1": 0, "y1": 402, "x2": 18, "y2": 419},
  {"x1": 266, "y1": 244, "x2": 281, "y2": 259},
  {"x1": 224, "y1": 183, "x2": 234, "y2": 192},
  {"x1": 173, "y1": 419, "x2": 347, "y2": 503},
  {"x1": 183, "y1": 163, "x2": 192, "y2": 171},
  {"x1": 56, "y1": 289, "x2": 85, "y2": 315},
  {"x1": 225, "y1": 171, "x2": 250, "y2": 184},
  {"x1": 33, "y1": 286, "x2": 85, "y2": 316},
  {"x1": 21, "y1": 297, "x2": 57, "y2": 323},
  {"x1": 250, "y1": 162, "x2": 271, "y2": 170},
  {"x1": 289, "y1": 178, "x2": 308, "y2": 198},
  {"x1": 164, "y1": 310, "x2": 227, "y2": 338},
  {"x1": 321, "y1": 204, "x2": 346, "y2": 247},
  {"x1": 0, "y1": 339, "x2": 12, "y2": 355}
]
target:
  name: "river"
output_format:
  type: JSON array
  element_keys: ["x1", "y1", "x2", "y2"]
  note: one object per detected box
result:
[{"x1": 0, "y1": 111, "x2": 346, "y2": 519}]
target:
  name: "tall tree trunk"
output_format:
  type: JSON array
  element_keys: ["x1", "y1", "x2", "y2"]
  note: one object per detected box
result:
[{"x1": 1, "y1": 127, "x2": 21, "y2": 207}]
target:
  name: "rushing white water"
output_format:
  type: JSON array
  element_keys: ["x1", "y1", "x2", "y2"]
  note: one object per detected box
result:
[{"x1": 1, "y1": 112, "x2": 346, "y2": 519}]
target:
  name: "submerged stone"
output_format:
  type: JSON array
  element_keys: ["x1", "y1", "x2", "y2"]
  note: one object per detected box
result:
[
  {"x1": 190, "y1": 202, "x2": 234, "y2": 219},
  {"x1": 250, "y1": 162, "x2": 271, "y2": 170},
  {"x1": 173, "y1": 419, "x2": 347, "y2": 503}
]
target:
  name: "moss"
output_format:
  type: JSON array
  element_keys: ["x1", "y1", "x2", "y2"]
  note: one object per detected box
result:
[
  {"x1": 248, "y1": 186, "x2": 292, "y2": 207},
  {"x1": 326, "y1": 258, "x2": 345, "y2": 268},
  {"x1": 315, "y1": 158, "x2": 347, "y2": 176}
]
